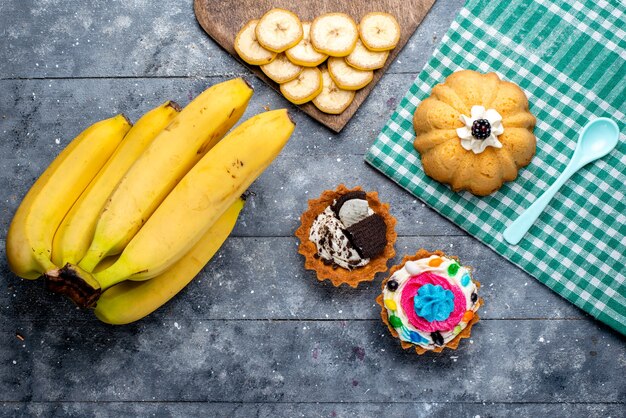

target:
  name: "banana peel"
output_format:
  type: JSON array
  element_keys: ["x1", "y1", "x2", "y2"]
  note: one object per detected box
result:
[
  {"x1": 52, "y1": 101, "x2": 180, "y2": 267},
  {"x1": 6, "y1": 115, "x2": 131, "y2": 280},
  {"x1": 78, "y1": 78, "x2": 253, "y2": 272},
  {"x1": 47, "y1": 108, "x2": 294, "y2": 308},
  {"x1": 93, "y1": 198, "x2": 244, "y2": 324}
]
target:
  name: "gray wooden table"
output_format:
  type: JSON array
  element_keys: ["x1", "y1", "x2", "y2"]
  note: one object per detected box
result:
[{"x1": 1, "y1": 1, "x2": 624, "y2": 417}]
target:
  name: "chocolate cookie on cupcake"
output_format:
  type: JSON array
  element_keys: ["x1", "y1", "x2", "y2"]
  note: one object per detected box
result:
[
  {"x1": 296, "y1": 185, "x2": 397, "y2": 287},
  {"x1": 377, "y1": 249, "x2": 482, "y2": 354}
]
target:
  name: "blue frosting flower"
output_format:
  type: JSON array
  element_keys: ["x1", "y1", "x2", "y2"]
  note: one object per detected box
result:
[{"x1": 413, "y1": 284, "x2": 455, "y2": 322}]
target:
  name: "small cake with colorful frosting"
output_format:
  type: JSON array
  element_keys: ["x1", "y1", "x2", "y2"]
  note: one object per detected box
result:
[
  {"x1": 296, "y1": 184, "x2": 397, "y2": 287},
  {"x1": 413, "y1": 69, "x2": 536, "y2": 196},
  {"x1": 377, "y1": 249, "x2": 481, "y2": 354}
]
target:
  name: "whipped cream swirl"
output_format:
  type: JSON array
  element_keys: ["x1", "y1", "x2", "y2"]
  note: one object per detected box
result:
[{"x1": 456, "y1": 105, "x2": 504, "y2": 154}]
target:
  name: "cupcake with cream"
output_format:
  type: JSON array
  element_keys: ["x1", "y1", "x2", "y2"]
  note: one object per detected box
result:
[
  {"x1": 296, "y1": 184, "x2": 396, "y2": 287},
  {"x1": 377, "y1": 249, "x2": 482, "y2": 354}
]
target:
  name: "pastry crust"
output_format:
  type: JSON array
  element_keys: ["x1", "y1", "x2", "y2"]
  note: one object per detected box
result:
[
  {"x1": 295, "y1": 184, "x2": 397, "y2": 287},
  {"x1": 413, "y1": 69, "x2": 536, "y2": 196},
  {"x1": 377, "y1": 249, "x2": 482, "y2": 354}
]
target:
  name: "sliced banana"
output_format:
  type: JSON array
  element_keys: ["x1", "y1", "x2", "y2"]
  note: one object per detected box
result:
[
  {"x1": 327, "y1": 57, "x2": 373, "y2": 90},
  {"x1": 280, "y1": 67, "x2": 323, "y2": 105},
  {"x1": 260, "y1": 53, "x2": 303, "y2": 83},
  {"x1": 345, "y1": 39, "x2": 389, "y2": 70},
  {"x1": 310, "y1": 13, "x2": 358, "y2": 57},
  {"x1": 313, "y1": 68, "x2": 355, "y2": 114},
  {"x1": 255, "y1": 8, "x2": 303, "y2": 53},
  {"x1": 234, "y1": 19, "x2": 277, "y2": 65},
  {"x1": 285, "y1": 22, "x2": 328, "y2": 67},
  {"x1": 359, "y1": 12, "x2": 401, "y2": 51}
]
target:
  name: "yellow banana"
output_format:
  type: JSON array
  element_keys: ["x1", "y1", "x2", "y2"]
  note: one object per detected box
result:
[
  {"x1": 51, "y1": 101, "x2": 180, "y2": 267},
  {"x1": 78, "y1": 78, "x2": 253, "y2": 272},
  {"x1": 94, "y1": 198, "x2": 244, "y2": 325},
  {"x1": 86, "y1": 109, "x2": 294, "y2": 296},
  {"x1": 5, "y1": 115, "x2": 131, "y2": 279}
]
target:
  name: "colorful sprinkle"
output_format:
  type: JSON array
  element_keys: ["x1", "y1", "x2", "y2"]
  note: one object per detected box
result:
[
  {"x1": 407, "y1": 330, "x2": 428, "y2": 344},
  {"x1": 386, "y1": 279, "x2": 399, "y2": 291},
  {"x1": 428, "y1": 257, "x2": 443, "y2": 267},
  {"x1": 384, "y1": 299, "x2": 397, "y2": 311},
  {"x1": 389, "y1": 315, "x2": 403, "y2": 328},
  {"x1": 405, "y1": 261, "x2": 420, "y2": 275},
  {"x1": 462, "y1": 310, "x2": 474, "y2": 322},
  {"x1": 431, "y1": 331, "x2": 444, "y2": 346},
  {"x1": 461, "y1": 273, "x2": 471, "y2": 287},
  {"x1": 448, "y1": 263, "x2": 459, "y2": 276},
  {"x1": 453, "y1": 325, "x2": 462, "y2": 335}
]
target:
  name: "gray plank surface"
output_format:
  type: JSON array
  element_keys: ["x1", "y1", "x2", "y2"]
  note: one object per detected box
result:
[
  {"x1": 1, "y1": 403, "x2": 624, "y2": 418},
  {"x1": 0, "y1": 0, "x2": 464, "y2": 79},
  {"x1": 1, "y1": 0, "x2": 624, "y2": 416},
  {"x1": 0, "y1": 237, "x2": 589, "y2": 322},
  {"x1": 0, "y1": 74, "x2": 422, "y2": 158},
  {"x1": 1, "y1": 318, "x2": 624, "y2": 403}
]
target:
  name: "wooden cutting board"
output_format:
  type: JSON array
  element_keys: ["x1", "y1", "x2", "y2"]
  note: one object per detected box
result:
[{"x1": 194, "y1": 0, "x2": 436, "y2": 132}]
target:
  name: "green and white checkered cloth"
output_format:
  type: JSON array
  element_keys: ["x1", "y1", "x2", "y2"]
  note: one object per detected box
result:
[{"x1": 366, "y1": 0, "x2": 626, "y2": 335}]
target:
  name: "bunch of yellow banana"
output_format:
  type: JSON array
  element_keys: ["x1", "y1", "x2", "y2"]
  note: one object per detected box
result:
[{"x1": 5, "y1": 77, "x2": 296, "y2": 324}]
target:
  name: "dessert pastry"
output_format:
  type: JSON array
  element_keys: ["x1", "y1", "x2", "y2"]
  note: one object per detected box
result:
[
  {"x1": 377, "y1": 249, "x2": 481, "y2": 354},
  {"x1": 295, "y1": 184, "x2": 397, "y2": 287},
  {"x1": 413, "y1": 69, "x2": 536, "y2": 196}
]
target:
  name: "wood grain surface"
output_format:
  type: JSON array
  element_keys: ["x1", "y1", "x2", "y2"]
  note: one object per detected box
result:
[
  {"x1": 1, "y1": 0, "x2": 624, "y2": 417},
  {"x1": 194, "y1": 0, "x2": 436, "y2": 132}
]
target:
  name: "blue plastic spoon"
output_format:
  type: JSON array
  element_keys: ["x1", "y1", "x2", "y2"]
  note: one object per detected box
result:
[{"x1": 503, "y1": 117, "x2": 620, "y2": 245}]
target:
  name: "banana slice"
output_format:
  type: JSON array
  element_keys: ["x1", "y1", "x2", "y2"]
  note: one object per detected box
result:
[
  {"x1": 285, "y1": 22, "x2": 328, "y2": 67},
  {"x1": 327, "y1": 57, "x2": 373, "y2": 90},
  {"x1": 260, "y1": 53, "x2": 303, "y2": 83},
  {"x1": 280, "y1": 67, "x2": 323, "y2": 104},
  {"x1": 234, "y1": 20, "x2": 277, "y2": 65},
  {"x1": 345, "y1": 39, "x2": 389, "y2": 70},
  {"x1": 255, "y1": 8, "x2": 303, "y2": 53},
  {"x1": 310, "y1": 13, "x2": 358, "y2": 57},
  {"x1": 313, "y1": 68, "x2": 355, "y2": 114},
  {"x1": 359, "y1": 12, "x2": 401, "y2": 51}
]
